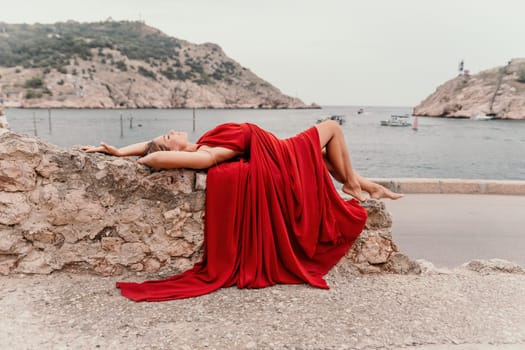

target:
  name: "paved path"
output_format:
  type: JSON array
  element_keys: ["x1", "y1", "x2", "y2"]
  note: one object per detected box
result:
[
  {"x1": 386, "y1": 194, "x2": 525, "y2": 267},
  {"x1": 1, "y1": 267, "x2": 525, "y2": 349}
]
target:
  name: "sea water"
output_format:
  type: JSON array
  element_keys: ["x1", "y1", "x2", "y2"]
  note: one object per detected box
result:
[{"x1": 5, "y1": 106, "x2": 525, "y2": 180}]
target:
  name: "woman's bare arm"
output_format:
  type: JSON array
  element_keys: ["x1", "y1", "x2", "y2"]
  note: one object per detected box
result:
[
  {"x1": 138, "y1": 147, "x2": 239, "y2": 170},
  {"x1": 81, "y1": 141, "x2": 150, "y2": 157},
  {"x1": 139, "y1": 150, "x2": 213, "y2": 169}
]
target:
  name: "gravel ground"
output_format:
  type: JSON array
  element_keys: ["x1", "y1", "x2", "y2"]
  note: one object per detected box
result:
[{"x1": 1, "y1": 265, "x2": 525, "y2": 350}]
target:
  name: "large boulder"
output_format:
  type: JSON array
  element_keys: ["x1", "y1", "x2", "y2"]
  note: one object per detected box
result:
[{"x1": 0, "y1": 131, "x2": 418, "y2": 276}]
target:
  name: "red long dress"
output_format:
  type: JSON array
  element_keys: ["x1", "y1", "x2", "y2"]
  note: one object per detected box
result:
[{"x1": 116, "y1": 123, "x2": 367, "y2": 301}]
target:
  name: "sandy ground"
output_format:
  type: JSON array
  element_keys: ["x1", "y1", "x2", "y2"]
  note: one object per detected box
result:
[{"x1": 1, "y1": 265, "x2": 525, "y2": 350}]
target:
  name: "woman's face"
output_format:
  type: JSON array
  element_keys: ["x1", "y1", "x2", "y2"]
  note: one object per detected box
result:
[{"x1": 154, "y1": 130, "x2": 188, "y2": 151}]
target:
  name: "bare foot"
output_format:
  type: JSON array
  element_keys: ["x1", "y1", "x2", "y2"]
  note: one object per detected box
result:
[
  {"x1": 342, "y1": 183, "x2": 367, "y2": 202},
  {"x1": 369, "y1": 185, "x2": 404, "y2": 200}
]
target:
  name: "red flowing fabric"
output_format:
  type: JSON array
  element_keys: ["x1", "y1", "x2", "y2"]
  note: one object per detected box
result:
[{"x1": 116, "y1": 123, "x2": 367, "y2": 301}]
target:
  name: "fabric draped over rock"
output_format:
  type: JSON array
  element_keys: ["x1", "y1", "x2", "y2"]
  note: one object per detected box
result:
[{"x1": 117, "y1": 123, "x2": 367, "y2": 301}]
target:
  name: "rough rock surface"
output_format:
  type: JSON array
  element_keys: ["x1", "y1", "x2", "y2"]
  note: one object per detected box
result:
[
  {"x1": 413, "y1": 58, "x2": 525, "y2": 119},
  {"x1": 463, "y1": 258, "x2": 525, "y2": 274},
  {"x1": 0, "y1": 130, "x2": 417, "y2": 277}
]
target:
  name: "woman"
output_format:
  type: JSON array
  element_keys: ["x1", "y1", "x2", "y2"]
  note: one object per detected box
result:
[
  {"x1": 82, "y1": 120, "x2": 401, "y2": 201},
  {"x1": 82, "y1": 120, "x2": 402, "y2": 302}
]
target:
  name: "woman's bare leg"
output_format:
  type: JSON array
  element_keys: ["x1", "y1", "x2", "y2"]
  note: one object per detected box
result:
[
  {"x1": 323, "y1": 152, "x2": 403, "y2": 200},
  {"x1": 318, "y1": 121, "x2": 403, "y2": 200},
  {"x1": 354, "y1": 172, "x2": 404, "y2": 200},
  {"x1": 322, "y1": 149, "x2": 344, "y2": 183},
  {"x1": 315, "y1": 120, "x2": 366, "y2": 201}
]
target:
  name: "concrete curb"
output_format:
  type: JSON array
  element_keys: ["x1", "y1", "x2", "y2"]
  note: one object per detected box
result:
[{"x1": 372, "y1": 178, "x2": 525, "y2": 195}]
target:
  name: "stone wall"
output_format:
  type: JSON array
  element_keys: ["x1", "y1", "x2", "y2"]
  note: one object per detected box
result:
[{"x1": 0, "y1": 130, "x2": 418, "y2": 276}]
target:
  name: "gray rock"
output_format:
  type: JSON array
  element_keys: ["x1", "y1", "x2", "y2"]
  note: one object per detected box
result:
[{"x1": 462, "y1": 258, "x2": 525, "y2": 274}]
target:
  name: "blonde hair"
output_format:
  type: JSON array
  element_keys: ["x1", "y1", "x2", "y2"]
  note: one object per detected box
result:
[{"x1": 140, "y1": 140, "x2": 170, "y2": 158}]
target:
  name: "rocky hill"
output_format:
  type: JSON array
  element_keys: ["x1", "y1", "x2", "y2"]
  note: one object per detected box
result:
[
  {"x1": 413, "y1": 59, "x2": 525, "y2": 119},
  {"x1": 0, "y1": 21, "x2": 314, "y2": 109}
]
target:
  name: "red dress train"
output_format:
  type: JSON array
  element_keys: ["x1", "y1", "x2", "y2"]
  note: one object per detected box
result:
[{"x1": 116, "y1": 123, "x2": 367, "y2": 301}]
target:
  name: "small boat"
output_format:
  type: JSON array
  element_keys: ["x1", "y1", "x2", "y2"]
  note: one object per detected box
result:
[
  {"x1": 316, "y1": 115, "x2": 346, "y2": 125},
  {"x1": 380, "y1": 114, "x2": 411, "y2": 127},
  {"x1": 357, "y1": 108, "x2": 364, "y2": 115},
  {"x1": 471, "y1": 114, "x2": 494, "y2": 121}
]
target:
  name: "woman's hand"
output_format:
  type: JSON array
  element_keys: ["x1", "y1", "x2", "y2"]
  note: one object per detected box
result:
[{"x1": 80, "y1": 142, "x2": 121, "y2": 156}]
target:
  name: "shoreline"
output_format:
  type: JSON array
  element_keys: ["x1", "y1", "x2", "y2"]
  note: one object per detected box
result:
[{"x1": 1, "y1": 105, "x2": 322, "y2": 111}]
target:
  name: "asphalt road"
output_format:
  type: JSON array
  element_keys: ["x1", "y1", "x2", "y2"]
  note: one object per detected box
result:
[{"x1": 386, "y1": 194, "x2": 525, "y2": 268}]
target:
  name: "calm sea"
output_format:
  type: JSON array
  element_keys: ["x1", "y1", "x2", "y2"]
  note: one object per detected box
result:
[{"x1": 5, "y1": 106, "x2": 525, "y2": 180}]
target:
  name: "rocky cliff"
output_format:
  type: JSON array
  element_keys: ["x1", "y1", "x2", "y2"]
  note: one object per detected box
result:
[
  {"x1": 0, "y1": 21, "x2": 314, "y2": 109},
  {"x1": 0, "y1": 128, "x2": 418, "y2": 276},
  {"x1": 413, "y1": 58, "x2": 525, "y2": 119}
]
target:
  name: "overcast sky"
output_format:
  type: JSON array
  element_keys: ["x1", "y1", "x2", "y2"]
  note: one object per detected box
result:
[{"x1": 2, "y1": 0, "x2": 525, "y2": 106}]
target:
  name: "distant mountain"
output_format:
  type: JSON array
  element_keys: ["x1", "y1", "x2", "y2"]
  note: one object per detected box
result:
[
  {"x1": 0, "y1": 20, "x2": 315, "y2": 109},
  {"x1": 413, "y1": 59, "x2": 525, "y2": 119}
]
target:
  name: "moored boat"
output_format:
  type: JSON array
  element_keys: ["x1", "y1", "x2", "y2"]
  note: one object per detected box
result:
[
  {"x1": 316, "y1": 114, "x2": 346, "y2": 125},
  {"x1": 380, "y1": 114, "x2": 411, "y2": 127},
  {"x1": 471, "y1": 114, "x2": 494, "y2": 121}
]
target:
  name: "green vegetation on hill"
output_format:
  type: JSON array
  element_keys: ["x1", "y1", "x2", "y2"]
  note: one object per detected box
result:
[
  {"x1": 23, "y1": 76, "x2": 52, "y2": 99},
  {"x1": 0, "y1": 21, "x2": 181, "y2": 69},
  {"x1": 0, "y1": 20, "x2": 241, "y2": 86}
]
